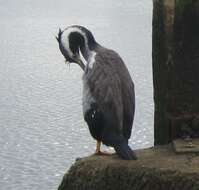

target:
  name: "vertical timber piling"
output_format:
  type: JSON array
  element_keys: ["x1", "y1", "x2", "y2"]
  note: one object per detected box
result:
[{"x1": 153, "y1": 0, "x2": 199, "y2": 145}]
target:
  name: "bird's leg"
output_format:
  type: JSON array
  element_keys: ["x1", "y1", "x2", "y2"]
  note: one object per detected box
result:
[
  {"x1": 95, "y1": 140, "x2": 101, "y2": 154},
  {"x1": 94, "y1": 141, "x2": 112, "y2": 156}
]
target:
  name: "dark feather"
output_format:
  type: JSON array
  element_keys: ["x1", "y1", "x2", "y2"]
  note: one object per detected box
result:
[
  {"x1": 56, "y1": 28, "x2": 62, "y2": 43},
  {"x1": 86, "y1": 46, "x2": 135, "y2": 145}
]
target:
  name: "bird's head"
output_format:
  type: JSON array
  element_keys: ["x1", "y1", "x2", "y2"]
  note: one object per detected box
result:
[{"x1": 56, "y1": 25, "x2": 97, "y2": 70}]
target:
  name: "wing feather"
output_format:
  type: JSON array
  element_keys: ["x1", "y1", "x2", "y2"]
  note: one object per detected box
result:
[{"x1": 84, "y1": 47, "x2": 135, "y2": 143}]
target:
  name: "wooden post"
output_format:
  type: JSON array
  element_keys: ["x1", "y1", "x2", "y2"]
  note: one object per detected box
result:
[{"x1": 153, "y1": 0, "x2": 199, "y2": 145}]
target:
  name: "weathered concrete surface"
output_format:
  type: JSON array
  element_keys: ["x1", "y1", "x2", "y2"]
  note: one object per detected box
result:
[{"x1": 58, "y1": 146, "x2": 199, "y2": 190}]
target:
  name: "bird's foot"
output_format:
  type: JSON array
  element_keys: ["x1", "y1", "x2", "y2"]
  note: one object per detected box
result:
[{"x1": 94, "y1": 150, "x2": 113, "y2": 156}]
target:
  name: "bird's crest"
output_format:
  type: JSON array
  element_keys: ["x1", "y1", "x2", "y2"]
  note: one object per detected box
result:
[{"x1": 56, "y1": 28, "x2": 62, "y2": 43}]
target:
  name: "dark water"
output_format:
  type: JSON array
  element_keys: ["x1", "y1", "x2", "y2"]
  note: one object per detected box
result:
[{"x1": 0, "y1": 0, "x2": 153, "y2": 189}]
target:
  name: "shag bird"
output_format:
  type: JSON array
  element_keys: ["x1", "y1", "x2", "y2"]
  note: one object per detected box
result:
[{"x1": 56, "y1": 25, "x2": 136, "y2": 160}]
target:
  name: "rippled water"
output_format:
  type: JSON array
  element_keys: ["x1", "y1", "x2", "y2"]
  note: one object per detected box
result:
[{"x1": 0, "y1": 0, "x2": 153, "y2": 189}]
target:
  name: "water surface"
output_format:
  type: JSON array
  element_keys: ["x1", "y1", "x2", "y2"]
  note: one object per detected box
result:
[{"x1": 0, "y1": 0, "x2": 153, "y2": 189}]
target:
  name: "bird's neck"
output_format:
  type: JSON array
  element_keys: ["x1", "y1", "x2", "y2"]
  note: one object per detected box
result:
[
  {"x1": 79, "y1": 45, "x2": 97, "y2": 68},
  {"x1": 79, "y1": 45, "x2": 90, "y2": 61}
]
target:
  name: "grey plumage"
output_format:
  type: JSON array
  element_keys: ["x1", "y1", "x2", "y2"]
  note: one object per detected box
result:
[
  {"x1": 57, "y1": 25, "x2": 136, "y2": 160},
  {"x1": 85, "y1": 46, "x2": 135, "y2": 142}
]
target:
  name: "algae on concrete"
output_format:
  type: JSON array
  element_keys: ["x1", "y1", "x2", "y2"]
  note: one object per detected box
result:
[{"x1": 58, "y1": 146, "x2": 199, "y2": 190}]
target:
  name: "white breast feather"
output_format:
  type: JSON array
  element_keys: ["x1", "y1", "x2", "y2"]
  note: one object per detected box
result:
[
  {"x1": 81, "y1": 48, "x2": 97, "y2": 116},
  {"x1": 82, "y1": 74, "x2": 95, "y2": 116},
  {"x1": 88, "y1": 51, "x2": 96, "y2": 69}
]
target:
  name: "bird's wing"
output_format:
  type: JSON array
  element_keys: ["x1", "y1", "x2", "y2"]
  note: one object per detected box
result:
[
  {"x1": 95, "y1": 48, "x2": 135, "y2": 141},
  {"x1": 113, "y1": 54, "x2": 135, "y2": 140},
  {"x1": 121, "y1": 78, "x2": 135, "y2": 140},
  {"x1": 85, "y1": 52, "x2": 124, "y2": 144}
]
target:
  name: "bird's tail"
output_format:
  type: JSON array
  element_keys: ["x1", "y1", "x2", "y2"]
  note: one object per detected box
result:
[{"x1": 114, "y1": 142, "x2": 137, "y2": 160}]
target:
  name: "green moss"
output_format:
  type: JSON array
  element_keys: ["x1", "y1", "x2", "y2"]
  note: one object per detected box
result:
[{"x1": 58, "y1": 146, "x2": 199, "y2": 190}]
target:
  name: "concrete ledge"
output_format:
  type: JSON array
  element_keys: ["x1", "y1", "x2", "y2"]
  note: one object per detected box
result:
[{"x1": 58, "y1": 145, "x2": 199, "y2": 190}]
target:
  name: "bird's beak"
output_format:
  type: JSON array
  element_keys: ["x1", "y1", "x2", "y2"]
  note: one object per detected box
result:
[{"x1": 77, "y1": 59, "x2": 85, "y2": 70}]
